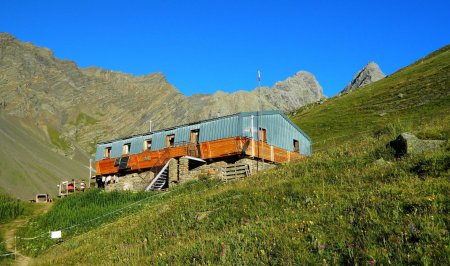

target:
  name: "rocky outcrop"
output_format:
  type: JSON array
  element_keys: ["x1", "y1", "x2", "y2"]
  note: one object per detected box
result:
[
  {"x1": 261, "y1": 71, "x2": 325, "y2": 111},
  {"x1": 389, "y1": 133, "x2": 447, "y2": 156},
  {"x1": 187, "y1": 70, "x2": 326, "y2": 118},
  {"x1": 342, "y1": 62, "x2": 385, "y2": 93}
]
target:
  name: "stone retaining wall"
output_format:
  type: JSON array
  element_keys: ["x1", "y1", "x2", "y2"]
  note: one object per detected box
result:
[
  {"x1": 105, "y1": 171, "x2": 154, "y2": 192},
  {"x1": 174, "y1": 156, "x2": 276, "y2": 184},
  {"x1": 104, "y1": 156, "x2": 277, "y2": 192},
  {"x1": 235, "y1": 158, "x2": 275, "y2": 174}
]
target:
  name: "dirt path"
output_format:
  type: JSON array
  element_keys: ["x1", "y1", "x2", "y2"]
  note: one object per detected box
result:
[{"x1": 1, "y1": 203, "x2": 52, "y2": 266}]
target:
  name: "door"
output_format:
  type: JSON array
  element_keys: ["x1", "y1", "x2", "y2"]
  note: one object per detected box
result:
[
  {"x1": 190, "y1": 129, "x2": 199, "y2": 143},
  {"x1": 293, "y1": 139, "x2": 300, "y2": 153},
  {"x1": 189, "y1": 129, "x2": 200, "y2": 157},
  {"x1": 259, "y1": 128, "x2": 267, "y2": 142}
]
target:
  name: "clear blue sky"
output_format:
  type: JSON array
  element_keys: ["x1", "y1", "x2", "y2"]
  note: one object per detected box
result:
[{"x1": 2, "y1": 0, "x2": 449, "y2": 96}]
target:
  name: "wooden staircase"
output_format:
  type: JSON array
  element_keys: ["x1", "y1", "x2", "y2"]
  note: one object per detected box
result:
[{"x1": 221, "y1": 163, "x2": 250, "y2": 181}]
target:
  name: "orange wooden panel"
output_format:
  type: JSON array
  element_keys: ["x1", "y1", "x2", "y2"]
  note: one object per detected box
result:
[
  {"x1": 200, "y1": 137, "x2": 243, "y2": 160},
  {"x1": 168, "y1": 146, "x2": 189, "y2": 158},
  {"x1": 129, "y1": 150, "x2": 160, "y2": 171},
  {"x1": 129, "y1": 150, "x2": 170, "y2": 171},
  {"x1": 244, "y1": 141, "x2": 305, "y2": 164},
  {"x1": 96, "y1": 158, "x2": 118, "y2": 175},
  {"x1": 96, "y1": 136, "x2": 304, "y2": 176}
]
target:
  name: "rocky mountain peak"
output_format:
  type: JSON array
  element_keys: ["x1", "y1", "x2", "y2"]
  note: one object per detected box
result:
[
  {"x1": 341, "y1": 61, "x2": 385, "y2": 93},
  {"x1": 265, "y1": 70, "x2": 325, "y2": 111},
  {"x1": 273, "y1": 71, "x2": 315, "y2": 91}
]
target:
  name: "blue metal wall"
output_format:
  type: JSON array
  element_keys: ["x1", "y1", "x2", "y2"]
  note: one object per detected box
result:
[
  {"x1": 149, "y1": 115, "x2": 239, "y2": 150},
  {"x1": 95, "y1": 111, "x2": 311, "y2": 161},
  {"x1": 240, "y1": 112, "x2": 311, "y2": 155}
]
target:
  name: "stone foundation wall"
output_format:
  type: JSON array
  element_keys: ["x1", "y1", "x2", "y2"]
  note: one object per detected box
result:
[
  {"x1": 105, "y1": 171, "x2": 154, "y2": 192},
  {"x1": 104, "y1": 156, "x2": 277, "y2": 192},
  {"x1": 236, "y1": 158, "x2": 275, "y2": 174},
  {"x1": 174, "y1": 156, "x2": 276, "y2": 184},
  {"x1": 179, "y1": 157, "x2": 189, "y2": 182},
  {"x1": 179, "y1": 160, "x2": 228, "y2": 182},
  {"x1": 168, "y1": 158, "x2": 178, "y2": 185}
]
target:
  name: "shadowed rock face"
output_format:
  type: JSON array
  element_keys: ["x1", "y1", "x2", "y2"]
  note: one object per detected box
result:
[
  {"x1": 0, "y1": 32, "x2": 325, "y2": 155},
  {"x1": 389, "y1": 133, "x2": 447, "y2": 157},
  {"x1": 342, "y1": 62, "x2": 386, "y2": 93}
]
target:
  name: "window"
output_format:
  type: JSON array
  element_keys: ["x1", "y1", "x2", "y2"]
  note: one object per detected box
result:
[
  {"x1": 122, "y1": 143, "x2": 131, "y2": 155},
  {"x1": 104, "y1": 147, "x2": 112, "y2": 158},
  {"x1": 293, "y1": 139, "x2": 300, "y2": 153},
  {"x1": 259, "y1": 128, "x2": 267, "y2": 142},
  {"x1": 190, "y1": 129, "x2": 200, "y2": 143},
  {"x1": 166, "y1": 134, "x2": 175, "y2": 147},
  {"x1": 144, "y1": 139, "x2": 152, "y2": 150}
]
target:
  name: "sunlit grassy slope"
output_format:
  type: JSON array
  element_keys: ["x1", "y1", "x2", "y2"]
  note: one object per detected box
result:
[
  {"x1": 291, "y1": 44, "x2": 450, "y2": 150},
  {"x1": 0, "y1": 115, "x2": 88, "y2": 200},
  {"x1": 28, "y1": 45, "x2": 449, "y2": 265}
]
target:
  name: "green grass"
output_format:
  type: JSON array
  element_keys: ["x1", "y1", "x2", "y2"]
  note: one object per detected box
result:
[
  {"x1": 47, "y1": 126, "x2": 70, "y2": 151},
  {"x1": 31, "y1": 127, "x2": 449, "y2": 265},
  {"x1": 290, "y1": 44, "x2": 450, "y2": 150},
  {"x1": 16, "y1": 189, "x2": 159, "y2": 257},
  {"x1": 18, "y1": 44, "x2": 450, "y2": 264},
  {"x1": 0, "y1": 193, "x2": 24, "y2": 259},
  {"x1": 0, "y1": 115, "x2": 88, "y2": 200},
  {"x1": 0, "y1": 193, "x2": 31, "y2": 263},
  {"x1": 0, "y1": 193, "x2": 25, "y2": 224},
  {"x1": 74, "y1": 112, "x2": 98, "y2": 126}
]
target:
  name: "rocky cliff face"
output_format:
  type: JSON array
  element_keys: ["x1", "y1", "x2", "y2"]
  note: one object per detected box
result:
[
  {"x1": 341, "y1": 62, "x2": 385, "y2": 93},
  {"x1": 0, "y1": 33, "x2": 324, "y2": 155},
  {"x1": 262, "y1": 71, "x2": 325, "y2": 111}
]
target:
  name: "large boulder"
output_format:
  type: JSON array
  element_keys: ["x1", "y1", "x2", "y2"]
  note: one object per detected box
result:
[{"x1": 389, "y1": 133, "x2": 447, "y2": 156}]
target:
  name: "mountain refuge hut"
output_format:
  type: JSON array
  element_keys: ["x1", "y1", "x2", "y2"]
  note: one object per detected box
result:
[{"x1": 94, "y1": 111, "x2": 311, "y2": 191}]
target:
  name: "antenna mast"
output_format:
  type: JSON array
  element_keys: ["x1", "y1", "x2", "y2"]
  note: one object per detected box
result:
[
  {"x1": 258, "y1": 70, "x2": 264, "y2": 170},
  {"x1": 256, "y1": 70, "x2": 264, "y2": 170}
]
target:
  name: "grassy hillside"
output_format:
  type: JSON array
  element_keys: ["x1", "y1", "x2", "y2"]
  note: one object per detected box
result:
[
  {"x1": 30, "y1": 131, "x2": 449, "y2": 265},
  {"x1": 16, "y1": 189, "x2": 158, "y2": 257},
  {"x1": 0, "y1": 115, "x2": 89, "y2": 200},
  {"x1": 15, "y1": 45, "x2": 450, "y2": 264},
  {"x1": 0, "y1": 193, "x2": 35, "y2": 264},
  {"x1": 290, "y1": 44, "x2": 450, "y2": 150},
  {"x1": 0, "y1": 193, "x2": 25, "y2": 258}
]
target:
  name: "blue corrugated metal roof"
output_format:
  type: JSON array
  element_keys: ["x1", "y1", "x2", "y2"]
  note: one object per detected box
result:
[
  {"x1": 95, "y1": 111, "x2": 312, "y2": 161},
  {"x1": 98, "y1": 111, "x2": 309, "y2": 144}
]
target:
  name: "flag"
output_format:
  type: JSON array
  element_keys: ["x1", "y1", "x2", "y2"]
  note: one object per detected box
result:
[{"x1": 257, "y1": 70, "x2": 261, "y2": 82}]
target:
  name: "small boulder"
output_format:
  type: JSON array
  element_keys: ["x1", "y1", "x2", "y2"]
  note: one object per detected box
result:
[{"x1": 389, "y1": 133, "x2": 447, "y2": 156}]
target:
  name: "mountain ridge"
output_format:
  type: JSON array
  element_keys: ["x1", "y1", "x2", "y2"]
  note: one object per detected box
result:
[{"x1": 0, "y1": 32, "x2": 324, "y2": 198}]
